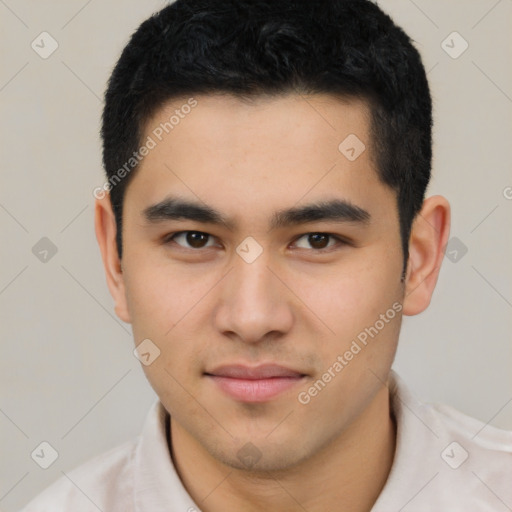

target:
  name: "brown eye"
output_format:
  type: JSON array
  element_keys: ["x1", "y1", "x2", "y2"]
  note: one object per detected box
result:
[
  {"x1": 308, "y1": 233, "x2": 330, "y2": 249},
  {"x1": 293, "y1": 233, "x2": 342, "y2": 251},
  {"x1": 167, "y1": 231, "x2": 216, "y2": 249}
]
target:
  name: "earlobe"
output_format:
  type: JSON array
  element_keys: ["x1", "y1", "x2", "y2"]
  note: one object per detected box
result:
[
  {"x1": 94, "y1": 195, "x2": 132, "y2": 324},
  {"x1": 402, "y1": 195, "x2": 451, "y2": 316}
]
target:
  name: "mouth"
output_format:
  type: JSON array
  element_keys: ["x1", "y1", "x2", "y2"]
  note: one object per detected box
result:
[{"x1": 204, "y1": 364, "x2": 307, "y2": 403}]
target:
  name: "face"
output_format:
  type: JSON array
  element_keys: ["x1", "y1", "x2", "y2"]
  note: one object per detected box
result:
[{"x1": 117, "y1": 93, "x2": 406, "y2": 471}]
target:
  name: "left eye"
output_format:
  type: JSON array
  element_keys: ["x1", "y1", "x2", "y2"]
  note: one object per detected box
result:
[
  {"x1": 166, "y1": 231, "x2": 217, "y2": 249},
  {"x1": 292, "y1": 233, "x2": 342, "y2": 251}
]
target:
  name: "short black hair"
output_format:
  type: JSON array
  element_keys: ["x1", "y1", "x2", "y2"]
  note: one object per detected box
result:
[{"x1": 101, "y1": 0, "x2": 432, "y2": 271}]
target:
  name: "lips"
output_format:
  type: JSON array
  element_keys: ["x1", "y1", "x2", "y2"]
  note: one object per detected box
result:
[
  {"x1": 205, "y1": 364, "x2": 306, "y2": 403},
  {"x1": 206, "y1": 364, "x2": 304, "y2": 379}
]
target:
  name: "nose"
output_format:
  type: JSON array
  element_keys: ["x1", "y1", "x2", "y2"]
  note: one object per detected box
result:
[{"x1": 213, "y1": 250, "x2": 294, "y2": 345}]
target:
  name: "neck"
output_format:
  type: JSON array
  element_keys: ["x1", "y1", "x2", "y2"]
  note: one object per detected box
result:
[{"x1": 170, "y1": 385, "x2": 396, "y2": 512}]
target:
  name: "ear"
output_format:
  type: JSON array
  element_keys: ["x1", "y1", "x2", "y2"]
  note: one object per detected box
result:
[
  {"x1": 402, "y1": 195, "x2": 451, "y2": 316},
  {"x1": 94, "y1": 195, "x2": 131, "y2": 324}
]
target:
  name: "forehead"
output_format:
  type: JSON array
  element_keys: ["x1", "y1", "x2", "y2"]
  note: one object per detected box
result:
[
  {"x1": 142, "y1": 92, "x2": 373, "y2": 161},
  {"x1": 125, "y1": 92, "x2": 394, "y2": 224}
]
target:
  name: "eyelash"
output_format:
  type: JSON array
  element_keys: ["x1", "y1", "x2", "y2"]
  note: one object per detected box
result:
[{"x1": 163, "y1": 231, "x2": 349, "y2": 253}]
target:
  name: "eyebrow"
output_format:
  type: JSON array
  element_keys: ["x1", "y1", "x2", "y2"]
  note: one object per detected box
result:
[{"x1": 143, "y1": 196, "x2": 370, "y2": 231}]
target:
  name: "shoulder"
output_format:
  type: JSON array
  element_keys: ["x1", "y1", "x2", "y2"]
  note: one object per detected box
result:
[
  {"x1": 427, "y1": 398, "x2": 512, "y2": 473},
  {"x1": 392, "y1": 371, "x2": 512, "y2": 461},
  {"x1": 430, "y1": 399, "x2": 512, "y2": 453},
  {"x1": 376, "y1": 372, "x2": 512, "y2": 511},
  {"x1": 18, "y1": 438, "x2": 137, "y2": 512},
  {"x1": 425, "y1": 400, "x2": 512, "y2": 508}
]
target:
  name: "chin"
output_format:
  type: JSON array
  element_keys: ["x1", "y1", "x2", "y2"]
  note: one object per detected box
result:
[{"x1": 205, "y1": 435, "x2": 311, "y2": 474}]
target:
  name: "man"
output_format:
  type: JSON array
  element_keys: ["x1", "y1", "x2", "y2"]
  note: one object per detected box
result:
[{"x1": 20, "y1": 0, "x2": 511, "y2": 510}]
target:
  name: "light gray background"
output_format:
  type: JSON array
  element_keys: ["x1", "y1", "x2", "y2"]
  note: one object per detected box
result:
[{"x1": 1, "y1": 1, "x2": 511, "y2": 510}]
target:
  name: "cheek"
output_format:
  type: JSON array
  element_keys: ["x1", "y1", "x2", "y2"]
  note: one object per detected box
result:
[
  {"x1": 123, "y1": 265, "x2": 211, "y2": 401},
  {"x1": 301, "y1": 255, "x2": 402, "y2": 337},
  {"x1": 122, "y1": 263, "x2": 221, "y2": 373},
  {"x1": 294, "y1": 272, "x2": 402, "y2": 427},
  {"x1": 124, "y1": 271, "x2": 171, "y2": 340},
  {"x1": 123, "y1": 260, "x2": 207, "y2": 336}
]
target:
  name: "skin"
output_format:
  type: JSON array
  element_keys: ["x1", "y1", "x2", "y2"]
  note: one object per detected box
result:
[{"x1": 95, "y1": 93, "x2": 450, "y2": 512}]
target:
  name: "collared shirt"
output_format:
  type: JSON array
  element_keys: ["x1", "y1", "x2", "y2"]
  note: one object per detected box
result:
[{"x1": 19, "y1": 372, "x2": 512, "y2": 511}]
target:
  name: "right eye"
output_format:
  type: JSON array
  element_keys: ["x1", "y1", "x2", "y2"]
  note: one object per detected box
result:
[{"x1": 164, "y1": 231, "x2": 219, "y2": 250}]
